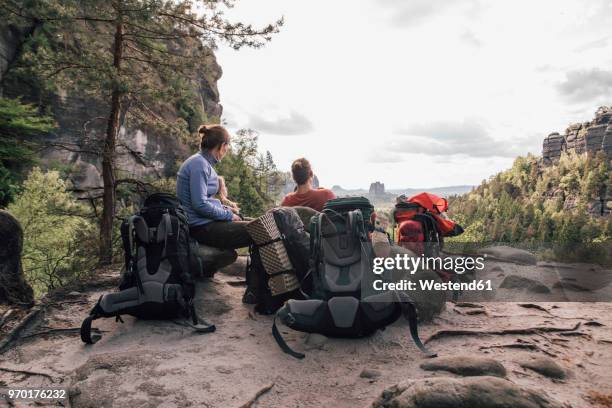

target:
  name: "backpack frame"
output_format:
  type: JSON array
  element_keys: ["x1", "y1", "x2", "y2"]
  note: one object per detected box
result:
[{"x1": 80, "y1": 193, "x2": 215, "y2": 344}]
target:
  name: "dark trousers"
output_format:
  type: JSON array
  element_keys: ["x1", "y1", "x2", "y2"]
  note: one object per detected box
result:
[{"x1": 190, "y1": 221, "x2": 253, "y2": 249}]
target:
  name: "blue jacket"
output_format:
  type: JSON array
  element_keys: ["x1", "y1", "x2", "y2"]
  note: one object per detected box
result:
[{"x1": 176, "y1": 150, "x2": 233, "y2": 226}]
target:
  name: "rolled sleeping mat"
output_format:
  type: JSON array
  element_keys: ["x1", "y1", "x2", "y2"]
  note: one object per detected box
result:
[{"x1": 246, "y1": 212, "x2": 300, "y2": 295}]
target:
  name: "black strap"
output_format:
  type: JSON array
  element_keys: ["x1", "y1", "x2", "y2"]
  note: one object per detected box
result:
[
  {"x1": 402, "y1": 301, "x2": 436, "y2": 358},
  {"x1": 272, "y1": 314, "x2": 305, "y2": 359},
  {"x1": 256, "y1": 237, "x2": 284, "y2": 247},
  {"x1": 187, "y1": 303, "x2": 216, "y2": 333},
  {"x1": 394, "y1": 291, "x2": 437, "y2": 358},
  {"x1": 80, "y1": 315, "x2": 101, "y2": 344}
]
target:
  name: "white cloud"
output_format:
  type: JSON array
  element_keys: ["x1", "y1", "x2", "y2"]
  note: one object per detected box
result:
[
  {"x1": 389, "y1": 120, "x2": 531, "y2": 158},
  {"x1": 214, "y1": 0, "x2": 612, "y2": 188},
  {"x1": 248, "y1": 111, "x2": 314, "y2": 135},
  {"x1": 557, "y1": 68, "x2": 612, "y2": 103}
]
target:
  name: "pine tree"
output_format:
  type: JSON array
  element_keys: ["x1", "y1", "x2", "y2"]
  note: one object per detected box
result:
[
  {"x1": 1, "y1": 0, "x2": 282, "y2": 263},
  {"x1": 0, "y1": 97, "x2": 54, "y2": 206}
]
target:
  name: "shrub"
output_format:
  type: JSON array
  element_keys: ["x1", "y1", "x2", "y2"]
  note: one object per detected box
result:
[{"x1": 8, "y1": 168, "x2": 96, "y2": 297}]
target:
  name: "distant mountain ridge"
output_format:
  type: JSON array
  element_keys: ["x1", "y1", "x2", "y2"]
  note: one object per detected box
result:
[{"x1": 330, "y1": 185, "x2": 474, "y2": 198}]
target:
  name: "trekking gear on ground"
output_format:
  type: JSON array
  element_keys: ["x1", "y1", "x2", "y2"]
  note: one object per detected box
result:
[
  {"x1": 323, "y1": 196, "x2": 375, "y2": 231},
  {"x1": 243, "y1": 207, "x2": 311, "y2": 315},
  {"x1": 273, "y1": 203, "x2": 435, "y2": 359},
  {"x1": 80, "y1": 193, "x2": 215, "y2": 344},
  {"x1": 393, "y1": 193, "x2": 464, "y2": 256}
]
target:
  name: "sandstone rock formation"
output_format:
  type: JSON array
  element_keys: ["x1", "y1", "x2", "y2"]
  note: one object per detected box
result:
[
  {"x1": 371, "y1": 376, "x2": 566, "y2": 408},
  {"x1": 542, "y1": 106, "x2": 612, "y2": 165},
  {"x1": 0, "y1": 210, "x2": 34, "y2": 305},
  {"x1": 1, "y1": 22, "x2": 223, "y2": 196},
  {"x1": 369, "y1": 181, "x2": 386, "y2": 196},
  {"x1": 420, "y1": 355, "x2": 507, "y2": 378}
]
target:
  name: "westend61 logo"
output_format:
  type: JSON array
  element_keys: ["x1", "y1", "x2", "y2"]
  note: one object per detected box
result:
[
  {"x1": 368, "y1": 253, "x2": 492, "y2": 293},
  {"x1": 372, "y1": 253, "x2": 486, "y2": 275}
]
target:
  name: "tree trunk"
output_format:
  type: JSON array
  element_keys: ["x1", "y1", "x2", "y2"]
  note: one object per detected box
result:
[{"x1": 98, "y1": 19, "x2": 124, "y2": 265}]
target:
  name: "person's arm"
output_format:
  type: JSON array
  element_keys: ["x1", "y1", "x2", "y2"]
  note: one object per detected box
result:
[
  {"x1": 327, "y1": 189, "x2": 337, "y2": 200},
  {"x1": 189, "y1": 164, "x2": 233, "y2": 221}
]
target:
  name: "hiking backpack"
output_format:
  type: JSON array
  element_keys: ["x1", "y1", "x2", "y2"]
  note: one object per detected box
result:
[
  {"x1": 394, "y1": 193, "x2": 464, "y2": 257},
  {"x1": 323, "y1": 196, "x2": 375, "y2": 232},
  {"x1": 272, "y1": 198, "x2": 435, "y2": 359},
  {"x1": 80, "y1": 193, "x2": 215, "y2": 344},
  {"x1": 243, "y1": 207, "x2": 311, "y2": 315}
]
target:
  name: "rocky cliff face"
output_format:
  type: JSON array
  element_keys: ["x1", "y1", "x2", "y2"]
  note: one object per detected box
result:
[
  {"x1": 1, "y1": 23, "x2": 223, "y2": 194},
  {"x1": 542, "y1": 106, "x2": 612, "y2": 165}
]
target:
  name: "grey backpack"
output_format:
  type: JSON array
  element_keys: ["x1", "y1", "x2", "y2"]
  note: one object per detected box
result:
[
  {"x1": 273, "y1": 207, "x2": 435, "y2": 359},
  {"x1": 80, "y1": 193, "x2": 214, "y2": 344}
]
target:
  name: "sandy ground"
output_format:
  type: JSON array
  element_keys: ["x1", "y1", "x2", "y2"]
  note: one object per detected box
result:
[{"x1": 1, "y1": 257, "x2": 612, "y2": 408}]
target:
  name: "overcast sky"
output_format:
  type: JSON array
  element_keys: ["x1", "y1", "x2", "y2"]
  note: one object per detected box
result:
[{"x1": 215, "y1": 0, "x2": 612, "y2": 189}]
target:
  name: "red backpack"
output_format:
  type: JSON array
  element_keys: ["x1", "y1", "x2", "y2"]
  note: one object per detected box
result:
[{"x1": 393, "y1": 193, "x2": 464, "y2": 256}]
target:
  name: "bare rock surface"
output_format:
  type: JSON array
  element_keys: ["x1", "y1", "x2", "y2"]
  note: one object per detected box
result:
[
  {"x1": 517, "y1": 355, "x2": 568, "y2": 380},
  {"x1": 0, "y1": 210, "x2": 34, "y2": 305},
  {"x1": 371, "y1": 376, "x2": 566, "y2": 408},
  {"x1": 500, "y1": 275, "x2": 551, "y2": 293},
  {"x1": 420, "y1": 355, "x2": 507, "y2": 377},
  {"x1": 2, "y1": 258, "x2": 612, "y2": 407},
  {"x1": 479, "y1": 245, "x2": 537, "y2": 265}
]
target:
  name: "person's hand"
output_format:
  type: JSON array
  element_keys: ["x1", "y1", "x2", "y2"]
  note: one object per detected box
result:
[{"x1": 232, "y1": 213, "x2": 241, "y2": 222}]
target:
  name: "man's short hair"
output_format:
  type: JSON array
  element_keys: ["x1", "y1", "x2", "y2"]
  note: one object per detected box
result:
[{"x1": 291, "y1": 158, "x2": 312, "y2": 185}]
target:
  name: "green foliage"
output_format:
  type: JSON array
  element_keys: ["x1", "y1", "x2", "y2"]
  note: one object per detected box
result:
[
  {"x1": 3, "y1": 0, "x2": 282, "y2": 141},
  {"x1": 448, "y1": 151, "x2": 610, "y2": 248},
  {"x1": 0, "y1": 97, "x2": 54, "y2": 206},
  {"x1": 216, "y1": 129, "x2": 283, "y2": 217},
  {"x1": 8, "y1": 168, "x2": 96, "y2": 297}
]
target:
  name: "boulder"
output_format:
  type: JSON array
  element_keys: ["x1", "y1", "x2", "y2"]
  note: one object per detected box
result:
[
  {"x1": 304, "y1": 333, "x2": 328, "y2": 350},
  {"x1": 478, "y1": 246, "x2": 537, "y2": 265},
  {"x1": 500, "y1": 275, "x2": 550, "y2": 294},
  {"x1": 420, "y1": 355, "x2": 507, "y2": 377},
  {"x1": 219, "y1": 255, "x2": 247, "y2": 277},
  {"x1": 517, "y1": 355, "x2": 568, "y2": 380},
  {"x1": 0, "y1": 210, "x2": 34, "y2": 305},
  {"x1": 360, "y1": 368, "x2": 383, "y2": 379},
  {"x1": 371, "y1": 376, "x2": 565, "y2": 408},
  {"x1": 192, "y1": 244, "x2": 237, "y2": 277}
]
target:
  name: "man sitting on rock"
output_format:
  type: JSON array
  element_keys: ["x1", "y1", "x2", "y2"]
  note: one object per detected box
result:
[
  {"x1": 280, "y1": 158, "x2": 336, "y2": 227},
  {"x1": 282, "y1": 157, "x2": 335, "y2": 210}
]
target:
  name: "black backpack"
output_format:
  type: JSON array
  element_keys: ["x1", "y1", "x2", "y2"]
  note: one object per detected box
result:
[
  {"x1": 243, "y1": 207, "x2": 311, "y2": 315},
  {"x1": 80, "y1": 193, "x2": 215, "y2": 344},
  {"x1": 272, "y1": 199, "x2": 435, "y2": 359}
]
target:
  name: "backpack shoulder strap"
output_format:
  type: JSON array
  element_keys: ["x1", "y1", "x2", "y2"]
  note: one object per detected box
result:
[
  {"x1": 394, "y1": 291, "x2": 437, "y2": 358},
  {"x1": 272, "y1": 313, "x2": 305, "y2": 359}
]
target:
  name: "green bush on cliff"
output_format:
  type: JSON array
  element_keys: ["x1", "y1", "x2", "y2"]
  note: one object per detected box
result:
[
  {"x1": 8, "y1": 168, "x2": 96, "y2": 297},
  {"x1": 0, "y1": 97, "x2": 55, "y2": 207}
]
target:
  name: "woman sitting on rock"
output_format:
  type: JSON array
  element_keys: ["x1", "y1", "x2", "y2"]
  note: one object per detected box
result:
[{"x1": 176, "y1": 124, "x2": 252, "y2": 249}]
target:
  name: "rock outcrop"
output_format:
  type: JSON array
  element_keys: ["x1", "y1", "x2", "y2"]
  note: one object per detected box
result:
[
  {"x1": 0, "y1": 210, "x2": 34, "y2": 305},
  {"x1": 369, "y1": 181, "x2": 386, "y2": 196},
  {"x1": 371, "y1": 376, "x2": 566, "y2": 408},
  {"x1": 1, "y1": 23, "x2": 223, "y2": 195},
  {"x1": 542, "y1": 106, "x2": 612, "y2": 165}
]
